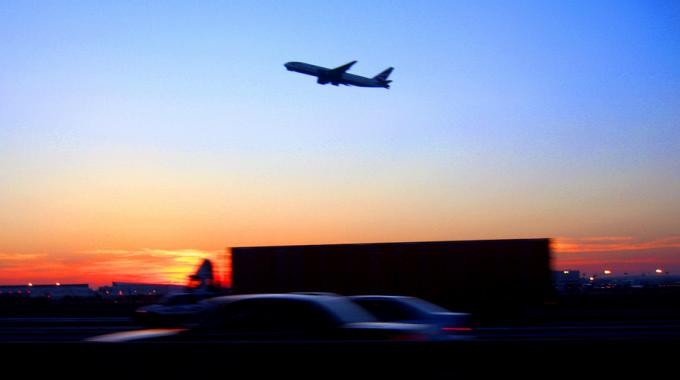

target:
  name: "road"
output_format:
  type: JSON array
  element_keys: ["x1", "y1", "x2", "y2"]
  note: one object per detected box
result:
[
  {"x1": 2, "y1": 317, "x2": 680, "y2": 342},
  {"x1": 1, "y1": 317, "x2": 677, "y2": 377}
]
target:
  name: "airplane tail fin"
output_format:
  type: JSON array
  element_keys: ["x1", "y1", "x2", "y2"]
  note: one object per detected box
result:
[
  {"x1": 373, "y1": 67, "x2": 394, "y2": 81},
  {"x1": 187, "y1": 259, "x2": 215, "y2": 290},
  {"x1": 374, "y1": 67, "x2": 393, "y2": 88}
]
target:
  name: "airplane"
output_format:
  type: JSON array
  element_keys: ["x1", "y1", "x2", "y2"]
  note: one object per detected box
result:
[
  {"x1": 284, "y1": 60, "x2": 394, "y2": 89},
  {"x1": 132, "y1": 259, "x2": 223, "y2": 326}
]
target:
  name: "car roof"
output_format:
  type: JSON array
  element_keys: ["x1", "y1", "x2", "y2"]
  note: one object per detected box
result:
[
  {"x1": 349, "y1": 295, "x2": 414, "y2": 301},
  {"x1": 349, "y1": 295, "x2": 451, "y2": 313},
  {"x1": 200, "y1": 293, "x2": 377, "y2": 324},
  {"x1": 204, "y1": 293, "x2": 340, "y2": 305}
]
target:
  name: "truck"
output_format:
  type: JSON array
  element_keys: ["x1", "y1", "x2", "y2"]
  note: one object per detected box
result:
[{"x1": 230, "y1": 238, "x2": 552, "y2": 316}]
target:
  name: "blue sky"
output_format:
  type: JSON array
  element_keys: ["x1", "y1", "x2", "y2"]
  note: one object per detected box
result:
[{"x1": 1, "y1": 1, "x2": 679, "y2": 282}]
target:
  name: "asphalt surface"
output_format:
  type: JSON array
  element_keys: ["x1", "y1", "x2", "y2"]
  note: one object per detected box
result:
[
  {"x1": 2, "y1": 316, "x2": 680, "y2": 342},
  {"x1": 1, "y1": 317, "x2": 677, "y2": 377}
]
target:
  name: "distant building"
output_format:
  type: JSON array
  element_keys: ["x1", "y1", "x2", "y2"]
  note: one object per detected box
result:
[
  {"x1": 552, "y1": 270, "x2": 582, "y2": 292},
  {"x1": 98, "y1": 282, "x2": 185, "y2": 298},
  {"x1": 0, "y1": 284, "x2": 94, "y2": 299}
]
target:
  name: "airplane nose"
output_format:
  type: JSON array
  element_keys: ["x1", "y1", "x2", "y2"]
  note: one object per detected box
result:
[{"x1": 284, "y1": 62, "x2": 293, "y2": 70}]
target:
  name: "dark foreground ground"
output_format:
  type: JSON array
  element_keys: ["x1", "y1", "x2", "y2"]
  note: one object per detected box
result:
[
  {"x1": 2, "y1": 339, "x2": 677, "y2": 377},
  {"x1": 0, "y1": 315, "x2": 678, "y2": 377},
  {"x1": 1, "y1": 290, "x2": 679, "y2": 377}
]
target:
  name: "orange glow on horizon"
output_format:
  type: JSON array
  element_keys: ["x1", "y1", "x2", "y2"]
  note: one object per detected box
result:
[
  {"x1": 553, "y1": 236, "x2": 680, "y2": 253},
  {"x1": 552, "y1": 236, "x2": 680, "y2": 275},
  {"x1": 0, "y1": 249, "x2": 223, "y2": 288},
  {"x1": 2, "y1": 236, "x2": 679, "y2": 286}
]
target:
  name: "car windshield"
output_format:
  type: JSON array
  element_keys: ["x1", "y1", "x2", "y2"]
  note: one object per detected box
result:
[
  {"x1": 320, "y1": 297, "x2": 377, "y2": 324},
  {"x1": 352, "y1": 299, "x2": 420, "y2": 321},
  {"x1": 351, "y1": 296, "x2": 452, "y2": 321},
  {"x1": 401, "y1": 297, "x2": 450, "y2": 313}
]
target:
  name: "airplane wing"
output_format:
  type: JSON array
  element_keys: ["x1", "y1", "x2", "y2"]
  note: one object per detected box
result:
[{"x1": 330, "y1": 60, "x2": 357, "y2": 75}]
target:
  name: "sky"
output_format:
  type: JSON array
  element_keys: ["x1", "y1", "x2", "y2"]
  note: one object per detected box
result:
[{"x1": 1, "y1": 1, "x2": 679, "y2": 286}]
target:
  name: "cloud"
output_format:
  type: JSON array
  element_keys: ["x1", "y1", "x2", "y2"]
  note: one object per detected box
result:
[
  {"x1": 552, "y1": 236, "x2": 680, "y2": 274},
  {"x1": 0, "y1": 253, "x2": 47, "y2": 265},
  {"x1": 553, "y1": 236, "x2": 680, "y2": 253}
]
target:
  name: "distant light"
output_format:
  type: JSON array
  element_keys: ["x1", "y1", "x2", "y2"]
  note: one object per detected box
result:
[
  {"x1": 563, "y1": 270, "x2": 570, "y2": 275},
  {"x1": 56, "y1": 282, "x2": 61, "y2": 286},
  {"x1": 28, "y1": 283, "x2": 33, "y2": 287},
  {"x1": 603, "y1": 270, "x2": 612, "y2": 275},
  {"x1": 589, "y1": 276, "x2": 595, "y2": 281},
  {"x1": 656, "y1": 269, "x2": 663, "y2": 274}
]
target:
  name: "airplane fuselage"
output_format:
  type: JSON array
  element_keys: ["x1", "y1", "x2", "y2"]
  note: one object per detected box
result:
[{"x1": 284, "y1": 61, "x2": 392, "y2": 88}]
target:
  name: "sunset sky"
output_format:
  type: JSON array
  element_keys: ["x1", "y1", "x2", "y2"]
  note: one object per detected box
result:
[{"x1": 2, "y1": 1, "x2": 679, "y2": 287}]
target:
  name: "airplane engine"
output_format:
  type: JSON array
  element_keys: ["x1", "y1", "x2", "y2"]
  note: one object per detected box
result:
[{"x1": 317, "y1": 77, "x2": 329, "y2": 85}]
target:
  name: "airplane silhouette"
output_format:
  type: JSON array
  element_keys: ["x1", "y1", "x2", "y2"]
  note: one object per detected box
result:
[{"x1": 284, "y1": 60, "x2": 393, "y2": 89}]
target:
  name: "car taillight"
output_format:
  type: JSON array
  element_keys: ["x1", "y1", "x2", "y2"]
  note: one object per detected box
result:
[{"x1": 441, "y1": 327, "x2": 472, "y2": 333}]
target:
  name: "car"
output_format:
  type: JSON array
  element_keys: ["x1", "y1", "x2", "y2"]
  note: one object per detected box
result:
[
  {"x1": 90, "y1": 293, "x2": 434, "y2": 343},
  {"x1": 348, "y1": 295, "x2": 472, "y2": 340},
  {"x1": 133, "y1": 292, "x2": 217, "y2": 327}
]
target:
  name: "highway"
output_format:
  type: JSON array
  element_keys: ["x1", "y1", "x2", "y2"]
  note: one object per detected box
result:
[
  {"x1": 2, "y1": 317, "x2": 680, "y2": 342},
  {"x1": 1, "y1": 317, "x2": 677, "y2": 377}
]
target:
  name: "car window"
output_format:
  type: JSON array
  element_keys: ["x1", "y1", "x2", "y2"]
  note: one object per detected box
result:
[
  {"x1": 320, "y1": 297, "x2": 377, "y2": 324},
  {"x1": 352, "y1": 299, "x2": 421, "y2": 321},
  {"x1": 215, "y1": 298, "x2": 336, "y2": 332},
  {"x1": 403, "y1": 297, "x2": 449, "y2": 313}
]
